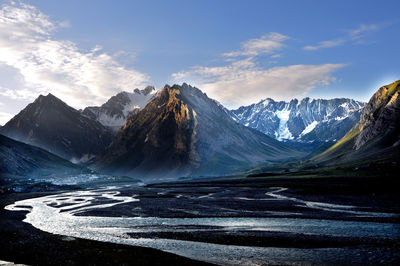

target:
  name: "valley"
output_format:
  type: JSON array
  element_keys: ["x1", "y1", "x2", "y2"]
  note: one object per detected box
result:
[
  {"x1": 2, "y1": 175, "x2": 399, "y2": 265},
  {"x1": 1, "y1": 80, "x2": 399, "y2": 265}
]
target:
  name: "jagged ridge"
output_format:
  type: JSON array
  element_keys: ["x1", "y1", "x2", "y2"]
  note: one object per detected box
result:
[
  {"x1": 229, "y1": 97, "x2": 365, "y2": 148},
  {"x1": 82, "y1": 86, "x2": 156, "y2": 132}
]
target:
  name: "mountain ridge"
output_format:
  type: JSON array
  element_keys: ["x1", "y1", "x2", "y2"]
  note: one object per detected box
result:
[
  {"x1": 0, "y1": 93, "x2": 114, "y2": 162},
  {"x1": 94, "y1": 84, "x2": 303, "y2": 179},
  {"x1": 0, "y1": 133, "x2": 89, "y2": 179},
  {"x1": 229, "y1": 97, "x2": 365, "y2": 151},
  {"x1": 82, "y1": 86, "x2": 156, "y2": 132},
  {"x1": 313, "y1": 80, "x2": 400, "y2": 165}
]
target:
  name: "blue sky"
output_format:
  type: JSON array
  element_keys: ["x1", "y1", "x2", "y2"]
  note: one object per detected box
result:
[{"x1": 0, "y1": 0, "x2": 399, "y2": 124}]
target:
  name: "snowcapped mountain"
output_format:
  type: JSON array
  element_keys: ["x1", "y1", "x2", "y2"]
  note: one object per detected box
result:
[
  {"x1": 82, "y1": 86, "x2": 156, "y2": 132},
  {"x1": 94, "y1": 84, "x2": 302, "y2": 179},
  {"x1": 229, "y1": 98, "x2": 365, "y2": 149}
]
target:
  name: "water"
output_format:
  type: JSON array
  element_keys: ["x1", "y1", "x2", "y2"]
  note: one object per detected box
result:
[{"x1": 5, "y1": 185, "x2": 400, "y2": 265}]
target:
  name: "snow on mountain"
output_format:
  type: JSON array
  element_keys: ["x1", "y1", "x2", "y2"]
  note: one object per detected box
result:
[
  {"x1": 82, "y1": 86, "x2": 156, "y2": 132},
  {"x1": 94, "y1": 83, "x2": 302, "y2": 179},
  {"x1": 230, "y1": 97, "x2": 366, "y2": 145}
]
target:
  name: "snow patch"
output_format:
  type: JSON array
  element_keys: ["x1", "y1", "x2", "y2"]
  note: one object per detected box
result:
[
  {"x1": 274, "y1": 106, "x2": 293, "y2": 140},
  {"x1": 334, "y1": 116, "x2": 346, "y2": 121},
  {"x1": 70, "y1": 154, "x2": 95, "y2": 164},
  {"x1": 299, "y1": 121, "x2": 318, "y2": 137},
  {"x1": 90, "y1": 89, "x2": 155, "y2": 129}
]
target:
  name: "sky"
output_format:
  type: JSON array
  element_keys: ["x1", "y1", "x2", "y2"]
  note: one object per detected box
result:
[{"x1": 0, "y1": 0, "x2": 399, "y2": 125}]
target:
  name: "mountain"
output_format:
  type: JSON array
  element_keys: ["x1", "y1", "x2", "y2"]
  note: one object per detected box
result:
[
  {"x1": 0, "y1": 94, "x2": 114, "y2": 162},
  {"x1": 230, "y1": 98, "x2": 365, "y2": 151},
  {"x1": 313, "y1": 80, "x2": 400, "y2": 165},
  {"x1": 94, "y1": 84, "x2": 303, "y2": 179},
  {"x1": 82, "y1": 86, "x2": 156, "y2": 132},
  {"x1": 0, "y1": 134, "x2": 89, "y2": 179}
]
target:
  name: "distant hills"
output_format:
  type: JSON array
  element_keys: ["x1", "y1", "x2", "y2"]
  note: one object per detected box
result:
[
  {"x1": 94, "y1": 84, "x2": 302, "y2": 179},
  {"x1": 313, "y1": 80, "x2": 400, "y2": 165}
]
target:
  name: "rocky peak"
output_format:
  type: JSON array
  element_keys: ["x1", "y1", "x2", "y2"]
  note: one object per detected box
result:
[
  {"x1": 313, "y1": 80, "x2": 400, "y2": 165},
  {"x1": 0, "y1": 93, "x2": 114, "y2": 160},
  {"x1": 353, "y1": 80, "x2": 400, "y2": 149},
  {"x1": 35, "y1": 93, "x2": 68, "y2": 108},
  {"x1": 82, "y1": 86, "x2": 156, "y2": 131},
  {"x1": 133, "y1": 85, "x2": 156, "y2": 96},
  {"x1": 143, "y1": 85, "x2": 155, "y2": 95}
]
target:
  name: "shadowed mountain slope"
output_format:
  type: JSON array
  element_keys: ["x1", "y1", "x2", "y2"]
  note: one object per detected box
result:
[
  {"x1": 0, "y1": 134, "x2": 89, "y2": 179},
  {"x1": 0, "y1": 94, "x2": 114, "y2": 162}
]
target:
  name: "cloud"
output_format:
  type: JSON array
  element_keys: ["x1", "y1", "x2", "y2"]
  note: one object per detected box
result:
[
  {"x1": 0, "y1": 111, "x2": 13, "y2": 125},
  {"x1": 304, "y1": 23, "x2": 379, "y2": 51},
  {"x1": 0, "y1": 1, "x2": 149, "y2": 109},
  {"x1": 223, "y1": 33, "x2": 288, "y2": 57},
  {"x1": 303, "y1": 39, "x2": 345, "y2": 51},
  {"x1": 349, "y1": 24, "x2": 378, "y2": 40},
  {"x1": 171, "y1": 56, "x2": 345, "y2": 107}
]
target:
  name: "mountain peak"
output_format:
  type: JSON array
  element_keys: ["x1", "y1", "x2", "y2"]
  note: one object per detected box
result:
[
  {"x1": 378, "y1": 80, "x2": 400, "y2": 99},
  {"x1": 133, "y1": 85, "x2": 156, "y2": 95},
  {"x1": 95, "y1": 84, "x2": 300, "y2": 179},
  {"x1": 143, "y1": 85, "x2": 155, "y2": 95},
  {"x1": 35, "y1": 93, "x2": 66, "y2": 107},
  {"x1": 313, "y1": 80, "x2": 400, "y2": 164},
  {"x1": 1, "y1": 93, "x2": 113, "y2": 160}
]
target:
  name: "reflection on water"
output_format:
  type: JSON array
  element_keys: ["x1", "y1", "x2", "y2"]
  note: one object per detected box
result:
[{"x1": 5, "y1": 186, "x2": 400, "y2": 265}]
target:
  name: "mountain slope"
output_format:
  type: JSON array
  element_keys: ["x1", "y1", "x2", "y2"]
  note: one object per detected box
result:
[
  {"x1": 0, "y1": 134, "x2": 88, "y2": 178},
  {"x1": 82, "y1": 86, "x2": 156, "y2": 132},
  {"x1": 0, "y1": 94, "x2": 114, "y2": 162},
  {"x1": 230, "y1": 98, "x2": 365, "y2": 151},
  {"x1": 95, "y1": 84, "x2": 303, "y2": 179},
  {"x1": 313, "y1": 80, "x2": 400, "y2": 165}
]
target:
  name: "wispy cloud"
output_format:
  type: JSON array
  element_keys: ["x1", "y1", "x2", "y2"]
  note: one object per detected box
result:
[
  {"x1": 171, "y1": 38, "x2": 345, "y2": 107},
  {"x1": 304, "y1": 39, "x2": 345, "y2": 51},
  {"x1": 304, "y1": 23, "x2": 380, "y2": 51},
  {"x1": 223, "y1": 33, "x2": 288, "y2": 57},
  {"x1": 349, "y1": 24, "x2": 378, "y2": 40},
  {"x1": 0, "y1": 2, "x2": 149, "y2": 108}
]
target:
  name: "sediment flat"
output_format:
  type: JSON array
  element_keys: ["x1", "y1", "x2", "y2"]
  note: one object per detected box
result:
[{"x1": 0, "y1": 192, "x2": 211, "y2": 266}]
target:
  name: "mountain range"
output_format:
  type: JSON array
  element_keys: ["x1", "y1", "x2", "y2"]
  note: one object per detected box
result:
[
  {"x1": 229, "y1": 98, "x2": 365, "y2": 151},
  {"x1": 94, "y1": 84, "x2": 302, "y2": 179},
  {"x1": 0, "y1": 80, "x2": 398, "y2": 181}
]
